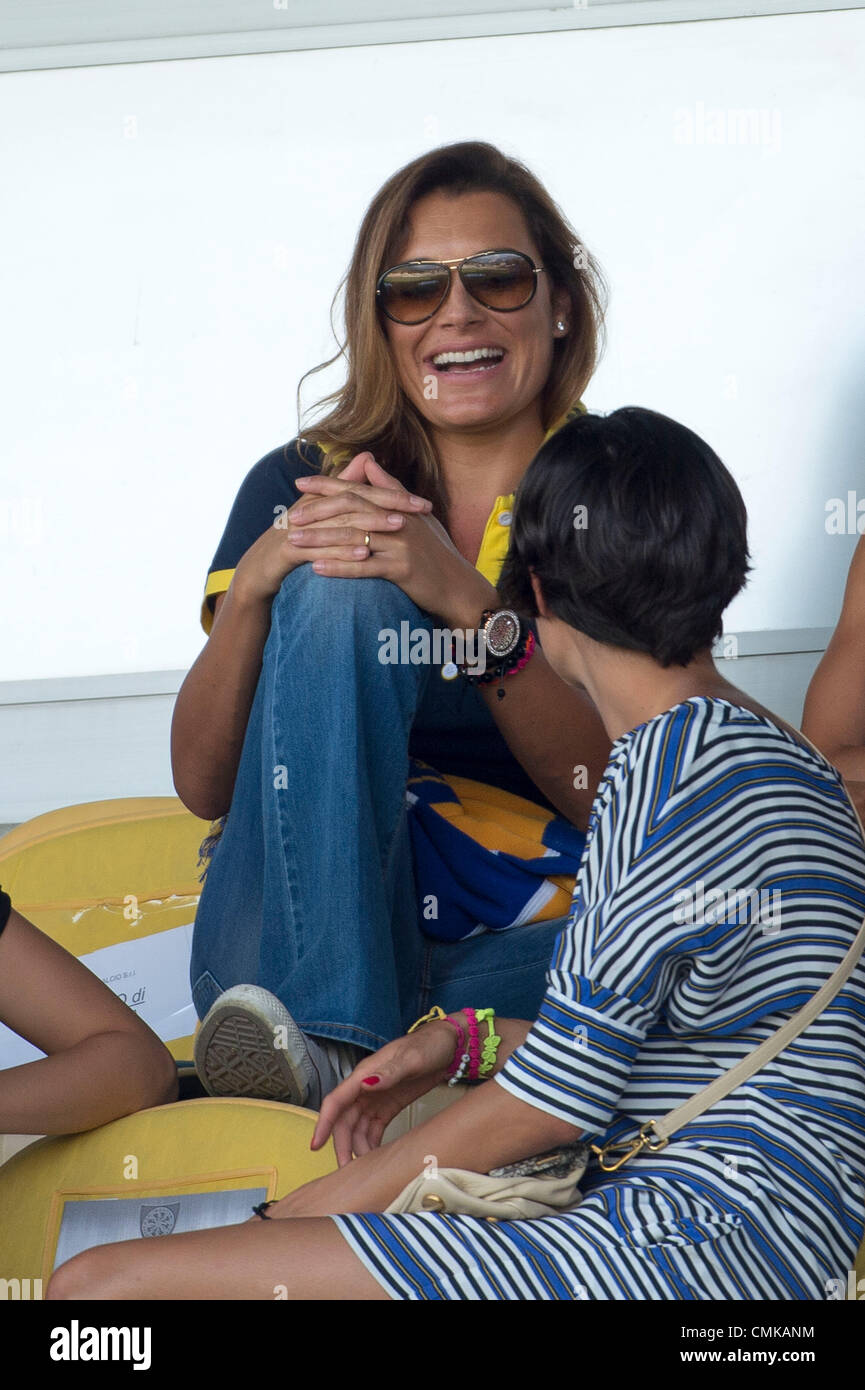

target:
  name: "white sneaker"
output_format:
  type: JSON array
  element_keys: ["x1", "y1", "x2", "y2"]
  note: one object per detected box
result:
[{"x1": 194, "y1": 984, "x2": 361, "y2": 1108}]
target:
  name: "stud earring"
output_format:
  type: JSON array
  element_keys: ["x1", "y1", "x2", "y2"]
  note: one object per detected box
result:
[{"x1": 556, "y1": 319, "x2": 566, "y2": 332}]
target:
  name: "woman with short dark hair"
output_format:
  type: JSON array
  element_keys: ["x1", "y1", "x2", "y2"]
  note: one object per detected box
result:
[
  {"x1": 50, "y1": 407, "x2": 865, "y2": 1301},
  {"x1": 501, "y1": 406, "x2": 751, "y2": 666}
]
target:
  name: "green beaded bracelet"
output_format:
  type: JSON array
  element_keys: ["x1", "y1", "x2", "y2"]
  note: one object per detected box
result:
[{"x1": 475, "y1": 1007, "x2": 502, "y2": 1079}]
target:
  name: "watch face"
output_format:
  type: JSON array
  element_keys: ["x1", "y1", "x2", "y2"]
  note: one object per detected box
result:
[{"x1": 485, "y1": 609, "x2": 520, "y2": 659}]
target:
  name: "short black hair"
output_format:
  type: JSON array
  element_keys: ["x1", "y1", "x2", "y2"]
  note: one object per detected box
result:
[{"x1": 497, "y1": 407, "x2": 751, "y2": 667}]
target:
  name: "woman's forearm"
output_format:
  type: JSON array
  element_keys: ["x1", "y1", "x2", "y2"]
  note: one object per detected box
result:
[
  {"x1": 276, "y1": 1076, "x2": 580, "y2": 1218},
  {"x1": 477, "y1": 651, "x2": 610, "y2": 828},
  {"x1": 447, "y1": 578, "x2": 611, "y2": 829},
  {"x1": 170, "y1": 585, "x2": 272, "y2": 819},
  {"x1": 0, "y1": 1031, "x2": 178, "y2": 1135}
]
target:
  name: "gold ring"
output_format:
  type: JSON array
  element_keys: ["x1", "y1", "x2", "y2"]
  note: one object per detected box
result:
[{"x1": 363, "y1": 532, "x2": 371, "y2": 548}]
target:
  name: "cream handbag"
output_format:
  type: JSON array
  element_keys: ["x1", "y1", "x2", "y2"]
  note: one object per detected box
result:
[
  {"x1": 386, "y1": 1144, "x2": 591, "y2": 1219},
  {"x1": 387, "y1": 734, "x2": 865, "y2": 1220}
]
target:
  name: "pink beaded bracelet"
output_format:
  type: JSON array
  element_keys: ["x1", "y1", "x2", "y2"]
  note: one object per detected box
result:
[
  {"x1": 463, "y1": 1007, "x2": 482, "y2": 1082},
  {"x1": 510, "y1": 627, "x2": 536, "y2": 675},
  {"x1": 447, "y1": 1009, "x2": 474, "y2": 1086},
  {"x1": 407, "y1": 1004, "x2": 466, "y2": 1079},
  {"x1": 443, "y1": 1015, "x2": 466, "y2": 1076}
]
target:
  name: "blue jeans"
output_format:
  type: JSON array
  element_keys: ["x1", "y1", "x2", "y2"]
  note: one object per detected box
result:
[{"x1": 190, "y1": 565, "x2": 566, "y2": 1051}]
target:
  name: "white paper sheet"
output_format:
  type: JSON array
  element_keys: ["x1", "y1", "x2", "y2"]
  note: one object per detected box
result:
[{"x1": 52, "y1": 1187, "x2": 266, "y2": 1269}]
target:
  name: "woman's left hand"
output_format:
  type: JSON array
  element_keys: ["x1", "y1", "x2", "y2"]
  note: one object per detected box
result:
[{"x1": 290, "y1": 457, "x2": 497, "y2": 627}]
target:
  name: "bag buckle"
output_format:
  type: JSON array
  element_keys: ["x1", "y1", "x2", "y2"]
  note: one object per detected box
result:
[{"x1": 590, "y1": 1121, "x2": 668, "y2": 1172}]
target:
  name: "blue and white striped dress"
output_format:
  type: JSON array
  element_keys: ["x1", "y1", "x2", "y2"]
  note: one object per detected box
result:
[{"x1": 333, "y1": 697, "x2": 865, "y2": 1300}]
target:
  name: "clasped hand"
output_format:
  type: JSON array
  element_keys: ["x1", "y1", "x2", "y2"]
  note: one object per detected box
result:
[{"x1": 289, "y1": 452, "x2": 493, "y2": 625}]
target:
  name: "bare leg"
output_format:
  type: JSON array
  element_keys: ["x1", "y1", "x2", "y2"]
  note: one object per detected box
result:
[{"x1": 46, "y1": 1217, "x2": 391, "y2": 1301}]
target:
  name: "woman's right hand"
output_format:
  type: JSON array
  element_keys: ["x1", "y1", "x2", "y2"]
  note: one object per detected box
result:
[
  {"x1": 311, "y1": 1018, "x2": 461, "y2": 1167},
  {"x1": 230, "y1": 451, "x2": 432, "y2": 608}
]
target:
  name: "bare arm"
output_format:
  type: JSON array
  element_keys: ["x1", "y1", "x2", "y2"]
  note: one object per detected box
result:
[
  {"x1": 280, "y1": 1066, "x2": 580, "y2": 1218},
  {"x1": 802, "y1": 535, "x2": 865, "y2": 782},
  {"x1": 449, "y1": 575, "x2": 610, "y2": 828},
  {"x1": 170, "y1": 585, "x2": 271, "y2": 820},
  {"x1": 176, "y1": 449, "x2": 610, "y2": 825},
  {"x1": 0, "y1": 909, "x2": 178, "y2": 1134},
  {"x1": 485, "y1": 673, "x2": 610, "y2": 829}
]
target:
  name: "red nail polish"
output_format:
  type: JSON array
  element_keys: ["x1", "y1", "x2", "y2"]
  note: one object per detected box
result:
[{"x1": 361, "y1": 1076, "x2": 380, "y2": 1086}]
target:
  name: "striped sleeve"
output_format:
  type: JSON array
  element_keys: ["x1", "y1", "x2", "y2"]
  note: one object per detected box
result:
[
  {"x1": 495, "y1": 978, "x2": 656, "y2": 1133},
  {"x1": 494, "y1": 708, "x2": 708, "y2": 1134}
]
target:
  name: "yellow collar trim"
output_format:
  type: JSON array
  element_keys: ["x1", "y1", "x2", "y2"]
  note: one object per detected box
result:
[
  {"x1": 474, "y1": 402, "x2": 586, "y2": 585},
  {"x1": 309, "y1": 401, "x2": 585, "y2": 588}
]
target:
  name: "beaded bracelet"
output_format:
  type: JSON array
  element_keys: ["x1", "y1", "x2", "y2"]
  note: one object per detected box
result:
[
  {"x1": 448, "y1": 1007, "x2": 481, "y2": 1084},
  {"x1": 442, "y1": 1016, "x2": 466, "y2": 1068},
  {"x1": 446, "y1": 1011, "x2": 468, "y2": 1082},
  {"x1": 447, "y1": 1011, "x2": 475, "y2": 1084},
  {"x1": 467, "y1": 1007, "x2": 483, "y2": 1080},
  {"x1": 475, "y1": 1007, "x2": 502, "y2": 1078},
  {"x1": 459, "y1": 626, "x2": 537, "y2": 701}
]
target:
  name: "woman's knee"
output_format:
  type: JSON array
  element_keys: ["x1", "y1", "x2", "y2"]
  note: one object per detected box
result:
[{"x1": 273, "y1": 564, "x2": 427, "y2": 636}]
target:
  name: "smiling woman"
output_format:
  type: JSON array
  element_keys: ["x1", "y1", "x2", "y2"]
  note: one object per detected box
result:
[
  {"x1": 298, "y1": 143, "x2": 605, "y2": 523},
  {"x1": 169, "y1": 140, "x2": 613, "y2": 1112},
  {"x1": 374, "y1": 194, "x2": 563, "y2": 478}
]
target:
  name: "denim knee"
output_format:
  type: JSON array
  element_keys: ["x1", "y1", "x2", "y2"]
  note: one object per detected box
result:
[
  {"x1": 272, "y1": 565, "x2": 432, "y2": 659},
  {"x1": 275, "y1": 564, "x2": 424, "y2": 617}
]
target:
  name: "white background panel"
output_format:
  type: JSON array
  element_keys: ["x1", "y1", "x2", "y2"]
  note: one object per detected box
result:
[{"x1": 1, "y1": 10, "x2": 863, "y2": 685}]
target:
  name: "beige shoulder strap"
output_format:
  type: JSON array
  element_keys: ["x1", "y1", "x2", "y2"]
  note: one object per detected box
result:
[{"x1": 594, "y1": 726, "x2": 865, "y2": 1169}]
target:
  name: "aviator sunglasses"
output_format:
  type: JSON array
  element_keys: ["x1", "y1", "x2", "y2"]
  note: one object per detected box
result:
[{"x1": 375, "y1": 248, "x2": 544, "y2": 325}]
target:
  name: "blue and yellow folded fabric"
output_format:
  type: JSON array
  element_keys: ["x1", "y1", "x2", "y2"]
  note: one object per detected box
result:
[{"x1": 406, "y1": 759, "x2": 586, "y2": 942}]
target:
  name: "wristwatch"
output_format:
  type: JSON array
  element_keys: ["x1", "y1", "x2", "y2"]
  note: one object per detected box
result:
[
  {"x1": 480, "y1": 608, "x2": 522, "y2": 662},
  {"x1": 459, "y1": 608, "x2": 536, "y2": 698}
]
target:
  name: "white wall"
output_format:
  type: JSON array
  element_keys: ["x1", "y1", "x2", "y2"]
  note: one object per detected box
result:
[{"x1": 0, "y1": 11, "x2": 863, "y2": 814}]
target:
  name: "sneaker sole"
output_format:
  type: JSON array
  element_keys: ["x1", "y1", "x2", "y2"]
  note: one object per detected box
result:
[{"x1": 194, "y1": 994, "x2": 313, "y2": 1105}]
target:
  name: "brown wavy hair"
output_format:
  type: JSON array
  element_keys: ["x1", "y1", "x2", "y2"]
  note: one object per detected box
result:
[{"x1": 296, "y1": 141, "x2": 607, "y2": 522}]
